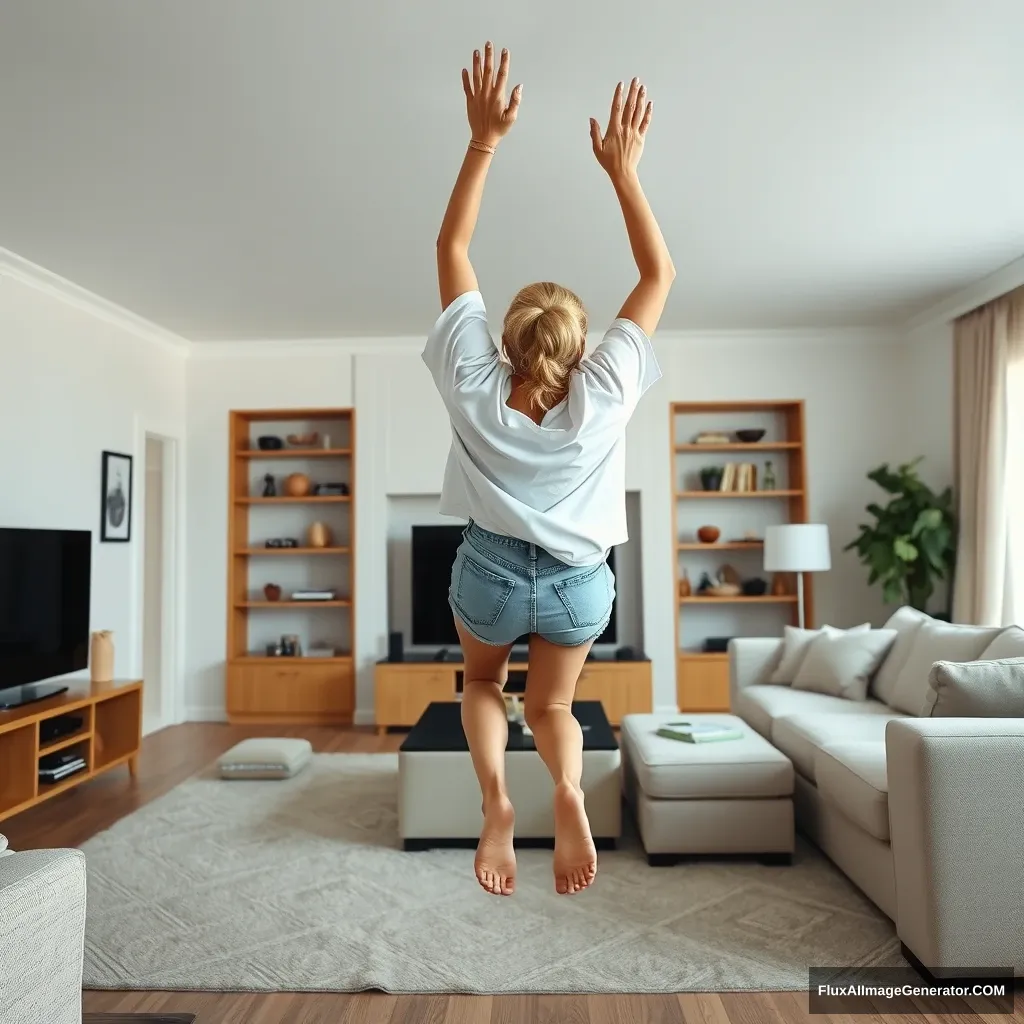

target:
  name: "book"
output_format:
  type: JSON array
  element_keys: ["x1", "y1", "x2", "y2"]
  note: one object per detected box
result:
[
  {"x1": 719, "y1": 464, "x2": 737, "y2": 491},
  {"x1": 656, "y1": 721, "x2": 744, "y2": 744}
]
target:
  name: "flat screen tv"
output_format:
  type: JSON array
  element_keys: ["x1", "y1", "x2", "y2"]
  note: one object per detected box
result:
[
  {"x1": 0, "y1": 528, "x2": 92, "y2": 709},
  {"x1": 411, "y1": 524, "x2": 617, "y2": 648}
]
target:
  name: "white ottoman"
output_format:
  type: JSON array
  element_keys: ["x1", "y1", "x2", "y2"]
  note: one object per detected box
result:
[
  {"x1": 399, "y1": 701, "x2": 621, "y2": 849},
  {"x1": 621, "y1": 713, "x2": 794, "y2": 865}
]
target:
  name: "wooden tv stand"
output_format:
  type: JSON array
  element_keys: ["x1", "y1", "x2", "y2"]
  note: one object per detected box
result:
[
  {"x1": 0, "y1": 679, "x2": 143, "y2": 825},
  {"x1": 374, "y1": 656, "x2": 651, "y2": 733}
]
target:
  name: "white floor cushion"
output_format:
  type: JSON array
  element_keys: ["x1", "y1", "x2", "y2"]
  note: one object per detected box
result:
[{"x1": 217, "y1": 738, "x2": 312, "y2": 780}]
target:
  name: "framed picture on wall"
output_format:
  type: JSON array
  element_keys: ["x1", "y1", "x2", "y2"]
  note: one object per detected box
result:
[{"x1": 100, "y1": 450, "x2": 133, "y2": 542}]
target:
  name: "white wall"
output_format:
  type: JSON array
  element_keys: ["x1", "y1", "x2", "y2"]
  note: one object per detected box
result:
[
  {"x1": 0, "y1": 272, "x2": 187, "y2": 694},
  {"x1": 902, "y1": 320, "x2": 954, "y2": 488},
  {"x1": 179, "y1": 328, "x2": 906, "y2": 720}
]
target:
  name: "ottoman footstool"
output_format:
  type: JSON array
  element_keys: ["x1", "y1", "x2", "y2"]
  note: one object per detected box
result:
[{"x1": 621, "y1": 713, "x2": 794, "y2": 864}]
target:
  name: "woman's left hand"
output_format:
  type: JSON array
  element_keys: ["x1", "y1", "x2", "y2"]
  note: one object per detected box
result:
[{"x1": 462, "y1": 42, "x2": 521, "y2": 149}]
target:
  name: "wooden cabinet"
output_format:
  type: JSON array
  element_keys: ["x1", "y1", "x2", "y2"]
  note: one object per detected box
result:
[
  {"x1": 227, "y1": 661, "x2": 354, "y2": 724},
  {"x1": 0, "y1": 680, "x2": 142, "y2": 825},
  {"x1": 374, "y1": 659, "x2": 651, "y2": 732},
  {"x1": 676, "y1": 654, "x2": 730, "y2": 711}
]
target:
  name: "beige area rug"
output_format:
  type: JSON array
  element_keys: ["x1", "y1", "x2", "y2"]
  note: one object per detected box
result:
[{"x1": 81, "y1": 754, "x2": 902, "y2": 993}]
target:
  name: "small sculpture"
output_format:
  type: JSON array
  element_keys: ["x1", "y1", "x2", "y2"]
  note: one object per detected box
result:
[
  {"x1": 697, "y1": 572, "x2": 714, "y2": 593},
  {"x1": 262, "y1": 474, "x2": 276, "y2": 497},
  {"x1": 284, "y1": 473, "x2": 312, "y2": 497}
]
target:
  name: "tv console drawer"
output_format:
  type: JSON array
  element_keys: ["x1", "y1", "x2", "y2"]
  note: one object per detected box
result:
[{"x1": 227, "y1": 663, "x2": 354, "y2": 722}]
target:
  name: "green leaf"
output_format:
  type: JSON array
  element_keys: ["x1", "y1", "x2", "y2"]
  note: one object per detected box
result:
[
  {"x1": 893, "y1": 537, "x2": 918, "y2": 563},
  {"x1": 912, "y1": 508, "x2": 942, "y2": 536}
]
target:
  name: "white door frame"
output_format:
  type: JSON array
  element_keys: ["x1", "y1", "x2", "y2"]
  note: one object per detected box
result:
[{"x1": 131, "y1": 417, "x2": 186, "y2": 730}]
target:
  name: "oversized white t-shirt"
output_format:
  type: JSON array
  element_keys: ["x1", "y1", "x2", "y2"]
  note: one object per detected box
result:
[{"x1": 422, "y1": 291, "x2": 661, "y2": 566}]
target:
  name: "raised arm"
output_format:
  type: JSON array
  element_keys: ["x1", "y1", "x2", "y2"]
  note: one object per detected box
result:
[
  {"x1": 436, "y1": 42, "x2": 522, "y2": 310},
  {"x1": 590, "y1": 79, "x2": 675, "y2": 336}
]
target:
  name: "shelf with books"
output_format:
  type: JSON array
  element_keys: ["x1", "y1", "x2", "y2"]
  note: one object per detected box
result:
[
  {"x1": 227, "y1": 407, "x2": 356, "y2": 725},
  {"x1": 671, "y1": 400, "x2": 811, "y2": 711}
]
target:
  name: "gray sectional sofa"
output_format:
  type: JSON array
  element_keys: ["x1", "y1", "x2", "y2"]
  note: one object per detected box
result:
[{"x1": 729, "y1": 607, "x2": 1024, "y2": 979}]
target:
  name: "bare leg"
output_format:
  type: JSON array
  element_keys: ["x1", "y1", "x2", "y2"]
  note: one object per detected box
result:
[
  {"x1": 524, "y1": 635, "x2": 596, "y2": 895},
  {"x1": 453, "y1": 618, "x2": 516, "y2": 896}
]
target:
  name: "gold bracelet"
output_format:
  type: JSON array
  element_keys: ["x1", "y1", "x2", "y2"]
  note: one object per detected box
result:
[{"x1": 469, "y1": 139, "x2": 496, "y2": 155}]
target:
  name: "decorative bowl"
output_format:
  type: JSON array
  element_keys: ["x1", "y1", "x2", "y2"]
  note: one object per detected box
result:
[
  {"x1": 284, "y1": 473, "x2": 312, "y2": 497},
  {"x1": 735, "y1": 429, "x2": 766, "y2": 443},
  {"x1": 743, "y1": 578, "x2": 768, "y2": 596},
  {"x1": 263, "y1": 583, "x2": 282, "y2": 601},
  {"x1": 697, "y1": 525, "x2": 721, "y2": 544},
  {"x1": 707, "y1": 583, "x2": 742, "y2": 598},
  {"x1": 257, "y1": 435, "x2": 283, "y2": 450},
  {"x1": 286, "y1": 432, "x2": 319, "y2": 447}
]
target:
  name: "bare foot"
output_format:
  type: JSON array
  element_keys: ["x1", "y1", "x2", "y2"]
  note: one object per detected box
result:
[
  {"x1": 475, "y1": 795, "x2": 516, "y2": 896},
  {"x1": 552, "y1": 781, "x2": 597, "y2": 894}
]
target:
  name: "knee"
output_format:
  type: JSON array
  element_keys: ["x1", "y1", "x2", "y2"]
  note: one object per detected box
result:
[{"x1": 524, "y1": 698, "x2": 570, "y2": 730}]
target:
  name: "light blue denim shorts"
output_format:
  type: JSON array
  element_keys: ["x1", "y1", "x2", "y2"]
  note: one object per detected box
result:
[{"x1": 448, "y1": 521, "x2": 615, "y2": 647}]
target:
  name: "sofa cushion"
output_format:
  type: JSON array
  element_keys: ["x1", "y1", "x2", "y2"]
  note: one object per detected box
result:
[
  {"x1": 869, "y1": 606, "x2": 931, "y2": 704},
  {"x1": 925, "y1": 657, "x2": 1024, "y2": 718},
  {"x1": 619, "y1": 714, "x2": 793, "y2": 799},
  {"x1": 890, "y1": 620, "x2": 1003, "y2": 716},
  {"x1": 737, "y1": 684, "x2": 894, "y2": 739},
  {"x1": 771, "y1": 711, "x2": 904, "y2": 781},
  {"x1": 768, "y1": 623, "x2": 869, "y2": 685},
  {"x1": 981, "y1": 626, "x2": 1024, "y2": 661},
  {"x1": 791, "y1": 629, "x2": 898, "y2": 701},
  {"x1": 815, "y1": 742, "x2": 890, "y2": 841}
]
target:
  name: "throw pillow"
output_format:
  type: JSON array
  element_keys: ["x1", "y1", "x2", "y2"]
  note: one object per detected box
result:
[
  {"x1": 981, "y1": 626, "x2": 1024, "y2": 661},
  {"x1": 869, "y1": 606, "x2": 931, "y2": 704},
  {"x1": 889, "y1": 620, "x2": 1003, "y2": 716},
  {"x1": 768, "y1": 623, "x2": 870, "y2": 685},
  {"x1": 792, "y1": 629, "x2": 898, "y2": 701},
  {"x1": 926, "y1": 658, "x2": 1024, "y2": 718}
]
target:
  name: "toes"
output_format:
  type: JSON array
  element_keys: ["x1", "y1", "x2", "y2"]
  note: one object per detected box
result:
[
  {"x1": 556, "y1": 874, "x2": 569, "y2": 894},
  {"x1": 501, "y1": 875, "x2": 515, "y2": 895}
]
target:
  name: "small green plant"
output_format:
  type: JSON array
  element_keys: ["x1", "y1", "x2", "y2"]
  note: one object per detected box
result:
[{"x1": 845, "y1": 458, "x2": 956, "y2": 612}]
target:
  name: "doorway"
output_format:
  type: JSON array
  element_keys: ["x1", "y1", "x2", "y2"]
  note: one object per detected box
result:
[{"x1": 141, "y1": 433, "x2": 178, "y2": 734}]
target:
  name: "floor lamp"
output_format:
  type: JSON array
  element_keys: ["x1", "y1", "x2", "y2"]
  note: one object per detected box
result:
[{"x1": 764, "y1": 524, "x2": 831, "y2": 629}]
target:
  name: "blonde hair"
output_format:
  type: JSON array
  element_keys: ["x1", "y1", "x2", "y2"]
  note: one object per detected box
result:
[{"x1": 502, "y1": 282, "x2": 588, "y2": 412}]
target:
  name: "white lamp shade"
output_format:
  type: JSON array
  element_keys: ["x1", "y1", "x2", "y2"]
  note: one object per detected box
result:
[{"x1": 763, "y1": 524, "x2": 831, "y2": 573}]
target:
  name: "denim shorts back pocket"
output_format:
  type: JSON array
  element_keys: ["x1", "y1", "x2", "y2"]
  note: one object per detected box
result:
[
  {"x1": 552, "y1": 562, "x2": 614, "y2": 629},
  {"x1": 452, "y1": 551, "x2": 516, "y2": 627}
]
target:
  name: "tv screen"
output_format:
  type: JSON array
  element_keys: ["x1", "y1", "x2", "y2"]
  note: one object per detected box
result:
[
  {"x1": 410, "y1": 524, "x2": 617, "y2": 647},
  {"x1": 0, "y1": 528, "x2": 92, "y2": 692}
]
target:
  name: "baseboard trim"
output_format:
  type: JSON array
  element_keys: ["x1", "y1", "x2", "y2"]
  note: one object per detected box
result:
[{"x1": 185, "y1": 705, "x2": 228, "y2": 723}]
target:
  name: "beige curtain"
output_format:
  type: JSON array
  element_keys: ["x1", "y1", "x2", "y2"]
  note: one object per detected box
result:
[{"x1": 952, "y1": 286, "x2": 1024, "y2": 626}]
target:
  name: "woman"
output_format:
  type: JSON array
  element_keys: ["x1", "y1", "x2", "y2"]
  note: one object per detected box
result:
[{"x1": 424, "y1": 42, "x2": 674, "y2": 897}]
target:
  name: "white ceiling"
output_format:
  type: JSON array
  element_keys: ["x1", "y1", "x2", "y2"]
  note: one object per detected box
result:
[{"x1": 2, "y1": 0, "x2": 1023, "y2": 340}]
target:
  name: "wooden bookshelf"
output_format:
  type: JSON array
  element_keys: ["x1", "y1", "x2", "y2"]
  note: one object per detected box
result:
[
  {"x1": 226, "y1": 408, "x2": 355, "y2": 723},
  {"x1": 670, "y1": 400, "x2": 811, "y2": 711}
]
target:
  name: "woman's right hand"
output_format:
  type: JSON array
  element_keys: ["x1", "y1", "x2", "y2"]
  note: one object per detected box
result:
[{"x1": 590, "y1": 79, "x2": 652, "y2": 181}]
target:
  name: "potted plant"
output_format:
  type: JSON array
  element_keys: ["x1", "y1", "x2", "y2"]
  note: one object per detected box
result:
[
  {"x1": 845, "y1": 458, "x2": 956, "y2": 612},
  {"x1": 699, "y1": 466, "x2": 724, "y2": 491}
]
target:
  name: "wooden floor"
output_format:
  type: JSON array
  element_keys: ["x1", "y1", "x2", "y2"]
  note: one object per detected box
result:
[{"x1": 4, "y1": 723, "x2": 1017, "y2": 1024}]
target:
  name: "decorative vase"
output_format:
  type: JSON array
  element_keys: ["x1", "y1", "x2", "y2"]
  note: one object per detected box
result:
[
  {"x1": 90, "y1": 630, "x2": 114, "y2": 683},
  {"x1": 263, "y1": 583, "x2": 282, "y2": 602},
  {"x1": 762, "y1": 460, "x2": 777, "y2": 491},
  {"x1": 679, "y1": 569, "x2": 692, "y2": 598},
  {"x1": 284, "y1": 473, "x2": 311, "y2": 497},
  {"x1": 307, "y1": 521, "x2": 331, "y2": 548},
  {"x1": 771, "y1": 573, "x2": 789, "y2": 597},
  {"x1": 697, "y1": 525, "x2": 721, "y2": 544}
]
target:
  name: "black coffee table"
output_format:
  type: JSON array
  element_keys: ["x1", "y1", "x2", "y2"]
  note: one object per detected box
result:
[
  {"x1": 400, "y1": 699, "x2": 618, "y2": 754},
  {"x1": 397, "y1": 701, "x2": 621, "y2": 850}
]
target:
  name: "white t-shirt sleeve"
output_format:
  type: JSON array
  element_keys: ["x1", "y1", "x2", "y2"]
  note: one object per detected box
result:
[
  {"x1": 422, "y1": 291, "x2": 499, "y2": 395},
  {"x1": 581, "y1": 318, "x2": 662, "y2": 411}
]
